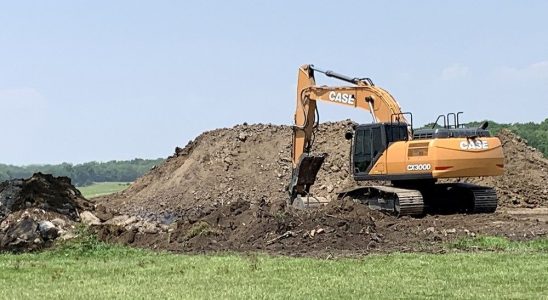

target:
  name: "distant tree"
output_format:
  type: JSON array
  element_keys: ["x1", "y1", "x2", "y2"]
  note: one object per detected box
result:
[{"x1": 0, "y1": 158, "x2": 164, "y2": 186}]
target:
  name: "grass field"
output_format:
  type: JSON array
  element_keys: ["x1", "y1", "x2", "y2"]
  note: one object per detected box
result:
[
  {"x1": 0, "y1": 235, "x2": 547, "y2": 300},
  {"x1": 77, "y1": 182, "x2": 130, "y2": 198},
  {"x1": 65, "y1": 184, "x2": 548, "y2": 298}
]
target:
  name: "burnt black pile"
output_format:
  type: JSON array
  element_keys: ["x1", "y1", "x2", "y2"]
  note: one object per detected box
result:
[{"x1": 0, "y1": 173, "x2": 92, "y2": 252}]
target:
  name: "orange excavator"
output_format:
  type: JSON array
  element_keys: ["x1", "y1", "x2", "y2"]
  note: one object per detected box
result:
[{"x1": 288, "y1": 64, "x2": 504, "y2": 216}]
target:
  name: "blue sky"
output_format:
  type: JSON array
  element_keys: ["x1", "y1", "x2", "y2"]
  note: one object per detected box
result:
[{"x1": 1, "y1": 1, "x2": 547, "y2": 165}]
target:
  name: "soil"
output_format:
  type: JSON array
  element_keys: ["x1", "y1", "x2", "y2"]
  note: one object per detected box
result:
[
  {"x1": 94, "y1": 198, "x2": 547, "y2": 257},
  {"x1": 93, "y1": 121, "x2": 548, "y2": 256},
  {"x1": 0, "y1": 173, "x2": 93, "y2": 252},
  {"x1": 98, "y1": 121, "x2": 370, "y2": 221}
]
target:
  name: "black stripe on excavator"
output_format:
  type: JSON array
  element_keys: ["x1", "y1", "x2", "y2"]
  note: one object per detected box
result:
[{"x1": 354, "y1": 173, "x2": 434, "y2": 181}]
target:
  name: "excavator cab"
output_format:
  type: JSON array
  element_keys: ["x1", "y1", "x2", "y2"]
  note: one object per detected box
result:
[{"x1": 349, "y1": 123, "x2": 409, "y2": 176}]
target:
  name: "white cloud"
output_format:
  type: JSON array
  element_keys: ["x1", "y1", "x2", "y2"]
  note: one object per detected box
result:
[
  {"x1": 495, "y1": 61, "x2": 548, "y2": 81},
  {"x1": 441, "y1": 63, "x2": 469, "y2": 80}
]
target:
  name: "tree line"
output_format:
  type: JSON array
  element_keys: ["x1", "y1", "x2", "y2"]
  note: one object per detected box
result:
[{"x1": 0, "y1": 158, "x2": 164, "y2": 186}]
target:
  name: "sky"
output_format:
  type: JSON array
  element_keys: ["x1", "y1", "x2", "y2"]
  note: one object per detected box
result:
[{"x1": 1, "y1": 1, "x2": 547, "y2": 165}]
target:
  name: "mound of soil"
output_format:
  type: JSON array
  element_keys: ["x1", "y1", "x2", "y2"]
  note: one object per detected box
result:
[
  {"x1": 99, "y1": 121, "x2": 363, "y2": 220},
  {"x1": 0, "y1": 173, "x2": 93, "y2": 252},
  {"x1": 94, "y1": 121, "x2": 548, "y2": 256},
  {"x1": 100, "y1": 122, "x2": 548, "y2": 221},
  {"x1": 96, "y1": 198, "x2": 375, "y2": 255}
]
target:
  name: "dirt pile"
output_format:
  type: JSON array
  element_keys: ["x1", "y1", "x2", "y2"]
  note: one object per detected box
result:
[
  {"x1": 96, "y1": 198, "x2": 378, "y2": 255},
  {"x1": 0, "y1": 173, "x2": 93, "y2": 252},
  {"x1": 94, "y1": 198, "x2": 547, "y2": 256},
  {"x1": 99, "y1": 121, "x2": 358, "y2": 221}
]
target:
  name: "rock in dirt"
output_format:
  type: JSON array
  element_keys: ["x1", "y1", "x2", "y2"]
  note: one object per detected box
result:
[
  {"x1": 38, "y1": 220, "x2": 59, "y2": 240},
  {"x1": 0, "y1": 217, "x2": 42, "y2": 252},
  {"x1": 51, "y1": 218, "x2": 66, "y2": 228},
  {"x1": 80, "y1": 211, "x2": 101, "y2": 226},
  {"x1": 139, "y1": 221, "x2": 160, "y2": 234},
  {"x1": 104, "y1": 215, "x2": 131, "y2": 226},
  {"x1": 94, "y1": 204, "x2": 115, "y2": 222}
]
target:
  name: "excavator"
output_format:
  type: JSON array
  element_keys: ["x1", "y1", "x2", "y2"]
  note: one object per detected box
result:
[{"x1": 288, "y1": 64, "x2": 504, "y2": 216}]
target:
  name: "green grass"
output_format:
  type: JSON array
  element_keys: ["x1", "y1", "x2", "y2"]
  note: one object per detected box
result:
[
  {"x1": 184, "y1": 221, "x2": 222, "y2": 240},
  {"x1": 77, "y1": 182, "x2": 130, "y2": 198},
  {"x1": 450, "y1": 236, "x2": 548, "y2": 252},
  {"x1": 1, "y1": 235, "x2": 547, "y2": 299}
]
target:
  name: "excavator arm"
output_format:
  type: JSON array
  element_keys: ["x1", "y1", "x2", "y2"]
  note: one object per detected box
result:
[{"x1": 289, "y1": 64, "x2": 409, "y2": 200}]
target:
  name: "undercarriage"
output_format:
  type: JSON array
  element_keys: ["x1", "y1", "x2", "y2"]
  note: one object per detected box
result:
[{"x1": 336, "y1": 182, "x2": 498, "y2": 217}]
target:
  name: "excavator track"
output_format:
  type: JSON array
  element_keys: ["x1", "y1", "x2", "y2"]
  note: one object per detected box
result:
[
  {"x1": 465, "y1": 184, "x2": 498, "y2": 213},
  {"x1": 392, "y1": 188, "x2": 425, "y2": 216},
  {"x1": 411, "y1": 182, "x2": 498, "y2": 214},
  {"x1": 337, "y1": 183, "x2": 497, "y2": 216},
  {"x1": 338, "y1": 186, "x2": 425, "y2": 217}
]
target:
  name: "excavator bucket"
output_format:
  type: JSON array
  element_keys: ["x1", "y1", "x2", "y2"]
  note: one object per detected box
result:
[
  {"x1": 291, "y1": 195, "x2": 330, "y2": 209},
  {"x1": 288, "y1": 153, "x2": 329, "y2": 208}
]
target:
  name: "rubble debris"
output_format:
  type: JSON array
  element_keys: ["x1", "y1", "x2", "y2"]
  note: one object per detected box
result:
[{"x1": 0, "y1": 173, "x2": 92, "y2": 252}]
